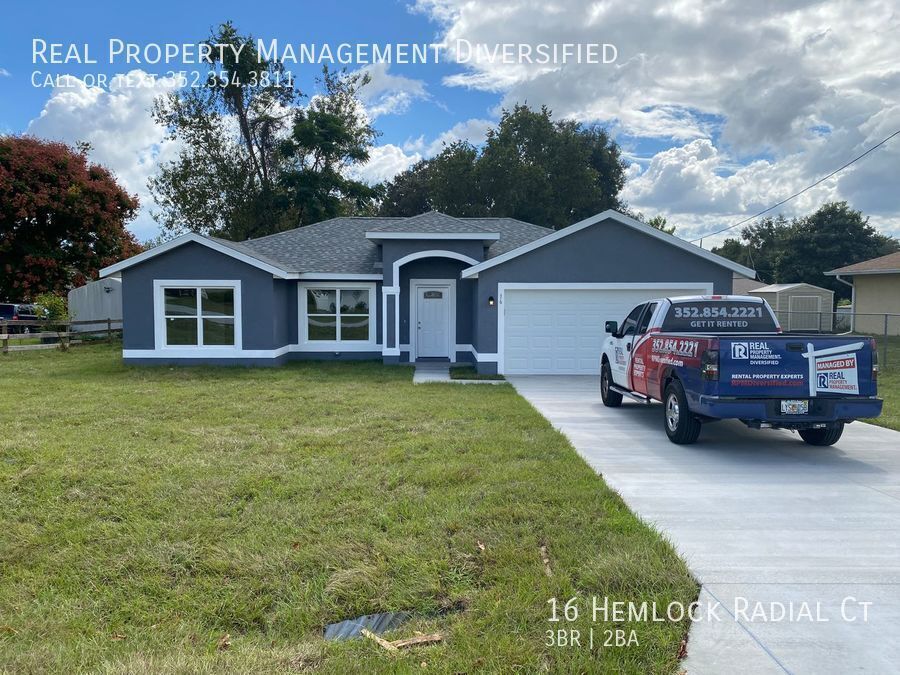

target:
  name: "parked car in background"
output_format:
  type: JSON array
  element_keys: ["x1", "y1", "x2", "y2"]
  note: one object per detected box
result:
[
  {"x1": 600, "y1": 295, "x2": 882, "y2": 446},
  {"x1": 0, "y1": 303, "x2": 40, "y2": 332}
]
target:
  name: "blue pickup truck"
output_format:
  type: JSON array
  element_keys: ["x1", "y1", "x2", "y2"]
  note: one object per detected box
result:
[{"x1": 600, "y1": 296, "x2": 883, "y2": 445}]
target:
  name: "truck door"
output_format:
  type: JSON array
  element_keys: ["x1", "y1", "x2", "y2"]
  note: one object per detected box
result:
[
  {"x1": 610, "y1": 303, "x2": 645, "y2": 387},
  {"x1": 630, "y1": 302, "x2": 659, "y2": 394}
]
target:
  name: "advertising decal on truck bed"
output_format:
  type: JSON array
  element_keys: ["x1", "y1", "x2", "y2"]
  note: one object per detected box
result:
[
  {"x1": 730, "y1": 341, "x2": 781, "y2": 365},
  {"x1": 803, "y1": 342, "x2": 865, "y2": 397},
  {"x1": 815, "y1": 354, "x2": 859, "y2": 394},
  {"x1": 661, "y1": 300, "x2": 778, "y2": 332}
]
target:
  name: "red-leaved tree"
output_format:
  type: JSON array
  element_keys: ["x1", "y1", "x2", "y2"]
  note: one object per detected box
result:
[{"x1": 0, "y1": 136, "x2": 142, "y2": 300}]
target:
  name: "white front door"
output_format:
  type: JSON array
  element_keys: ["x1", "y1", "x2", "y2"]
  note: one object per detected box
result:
[{"x1": 416, "y1": 286, "x2": 450, "y2": 357}]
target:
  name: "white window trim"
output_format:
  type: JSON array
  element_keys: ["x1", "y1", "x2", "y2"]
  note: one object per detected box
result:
[
  {"x1": 496, "y1": 282, "x2": 713, "y2": 374},
  {"x1": 298, "y1": 281, "x2": 377, "y2": 351},
  {"x1": 153, "y1": 279, "x2": 243, "y2": 354},
  {"x1": 409, "y1": 279, "x2": 456, "y2": 361}
]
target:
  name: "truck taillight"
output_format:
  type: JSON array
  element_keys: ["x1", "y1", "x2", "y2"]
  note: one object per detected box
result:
[
  {"x1": 701, "y1": 349, "x2": 719, "y2": 381},
  {"x1": 871, "y1": 339, "x2": 879, "y2": 381}
]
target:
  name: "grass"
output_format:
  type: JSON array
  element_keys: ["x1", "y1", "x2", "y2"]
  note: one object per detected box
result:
[
  {"x1": 870, "y1": 367, "x2": 900, "y2": 432},
  {"x1": 0, "y1": 344, "x2": 697, "y2": 674},
  {"x1": 448, "y1": 365, "x2": 505, "y2": 381},
  {"x1": 866, "y1": 336, "x2": 900, "y2": 432}
]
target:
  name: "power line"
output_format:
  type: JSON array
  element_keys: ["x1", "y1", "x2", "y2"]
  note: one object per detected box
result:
[{"x1": 689, "y1": 129, "x2": 900, "y2": 244}]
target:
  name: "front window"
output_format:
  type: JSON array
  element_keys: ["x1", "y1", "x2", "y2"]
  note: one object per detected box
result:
[
  {"x1": 305, "y1": 287, "x2": 371, "y2": 342},
  {"x1": 163, "y1": 286, "x2": 235, "y2": 347}
]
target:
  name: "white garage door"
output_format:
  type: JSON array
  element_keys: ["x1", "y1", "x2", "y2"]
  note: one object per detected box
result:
[{"x1": 501, "y1": 285, "x2": 712, "y2": 375}]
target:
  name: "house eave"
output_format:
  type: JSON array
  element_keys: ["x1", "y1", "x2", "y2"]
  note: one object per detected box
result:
[
  {"x1": 824, "y1": 269, "x2": 900, "y2": 277},
  {"x1": 100, "y1": 233, "x2": 292, "y2": 279}
]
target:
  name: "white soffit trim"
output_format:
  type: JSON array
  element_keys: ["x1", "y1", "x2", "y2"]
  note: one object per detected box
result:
[
  {"x1": 366, "y1": 231, "x2": 500, "y2": 241},
  {"x1": 460, "y1": 210, "x2": 756, "y2": 279},
  {"x1": 297, "y1": 273, "x2": 383, "y2": 280},
  {"x1": 100, "y1": 232, "x2": 291, "y2": 279},
  {"x1": 823, "y1": 268, "x2": 900, "y2": 276}
]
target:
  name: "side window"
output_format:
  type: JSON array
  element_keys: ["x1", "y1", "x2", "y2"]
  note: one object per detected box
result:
[
  {"x1": 620, "y1": 304, "x2": 645, "y2": 337},
  {"x1": 636, "y1": 302, "x2": 658, "y2": 335}
]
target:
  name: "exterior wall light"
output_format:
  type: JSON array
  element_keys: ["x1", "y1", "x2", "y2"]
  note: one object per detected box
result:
[{"x1": 488, "y1": 296, "x2": 495, "y2": 307}]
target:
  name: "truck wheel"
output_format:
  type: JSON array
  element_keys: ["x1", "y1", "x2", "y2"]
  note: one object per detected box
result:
[
  {"x1": 600, "y1": 362, "x2": 622, "y2": 407},
  {"x1": 663, "y1": 380, "x2": 701, "y2": 444},
  {"x1": 798, "y1": 424, "x2": 844, "y2": 446}
]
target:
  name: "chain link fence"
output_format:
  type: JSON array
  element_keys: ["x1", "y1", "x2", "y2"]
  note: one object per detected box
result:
[{"x1": 773, "y1": 310, "x2": 900, "y2": 371}]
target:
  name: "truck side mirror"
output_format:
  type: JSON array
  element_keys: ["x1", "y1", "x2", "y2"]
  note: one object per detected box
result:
[{"x1": 605, "y1": 321, "x2": 618, "y2": 334}]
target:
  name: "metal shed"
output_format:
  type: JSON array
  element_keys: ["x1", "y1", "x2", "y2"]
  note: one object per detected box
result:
[{"x1": 749, "y1": 282, "x2": 835, "y2": 332}]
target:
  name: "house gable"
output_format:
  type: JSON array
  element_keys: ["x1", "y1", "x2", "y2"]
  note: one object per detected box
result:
[{"x1": 462, "y1": 210, "x2": 754, "y2": 279}]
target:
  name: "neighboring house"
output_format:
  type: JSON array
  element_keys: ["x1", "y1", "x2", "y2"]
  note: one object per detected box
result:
[
  {"x1": 748, "y1": 282, "x2": 835, "y2": 332},
  {"x1": 732, "y1": 274, "x2": 766, "y2": 295},
  {"x1": 67, "y1": 278, "x2": 122, "y2": 333},
  {"x1": 99, "y1": 210, "x2": 754, "y2": 374},
  {"x1": 826, "y1": 251, "x2": 900, "y2": 336}
]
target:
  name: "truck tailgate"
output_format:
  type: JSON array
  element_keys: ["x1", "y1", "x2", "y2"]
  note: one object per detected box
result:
[{"x1": 717, "y1": 336, "x2": 877, "y2": 398}]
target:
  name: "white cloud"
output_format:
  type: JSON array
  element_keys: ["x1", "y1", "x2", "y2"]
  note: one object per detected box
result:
[
  {"x1": 353, "y1": 62, "x2": 428, "y2": 117},
  {"x1": 415, "y1": 0, "x2": 900, "y2": 242},
  {"x1": 0, "y1": 67, "x2": 10, "y2": 77},
  {"x1": 348, "y1": 143, "x2": 421, "y2": 184},
  {"x1": 356, "y1": 117, "x2": 493, "y2": 184},
  {"x1": 26, "y1": 70, "x2": 181, "y2": 242},
  {"x1": 422, "y1": 117, "x2": 493, "y2": 155}
]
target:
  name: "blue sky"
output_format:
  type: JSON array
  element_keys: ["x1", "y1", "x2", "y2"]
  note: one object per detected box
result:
[
  {"x1": 2, "y1": 0, "x2": 898, "y2": 244},
  {"x1": 0, "y1": 0, "x2": 489, "y2": 141}
]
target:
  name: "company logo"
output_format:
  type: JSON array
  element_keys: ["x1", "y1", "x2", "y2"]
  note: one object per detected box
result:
[
  {"x1": 815, "y1": 353, "x2": 859, "y2": 394},
  {"x1": 802, "y1": 341, "x2": 865, "y2": 397},
  {"x1": 731, "y1": 342, "x2": 749, "y2": 359}
]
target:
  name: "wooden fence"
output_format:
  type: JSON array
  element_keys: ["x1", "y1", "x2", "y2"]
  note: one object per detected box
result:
[{"x1": 0, "y1": 318, "x2": 122, "y2": 353}]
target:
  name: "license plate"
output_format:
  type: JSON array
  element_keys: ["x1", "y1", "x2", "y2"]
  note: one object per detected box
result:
[{"x1": 781, "y1": 400, "x2": 809, "y2": 415}]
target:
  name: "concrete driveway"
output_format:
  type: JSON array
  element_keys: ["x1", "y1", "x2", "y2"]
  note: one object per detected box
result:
[{"x1": 510, "y1": 375, "x2": 900, "y2": 675}]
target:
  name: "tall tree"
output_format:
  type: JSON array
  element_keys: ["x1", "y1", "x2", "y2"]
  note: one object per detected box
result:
[
  {"x1": 150, "y1": 22, "x2": 378, "y2": 240},
  {"x1": 277, "y1": 67, "x2": 379, "y2": 226},
  {"x1": 0, "y1": 136, "x2": 140, "y2": 299},
  {"x1": 150, "y1": 22, "x2": 296, "y2": 239},
  {"x1": 379, "y1": 142, "x2": 484, "y2": 217},
  {"x1": 713, "y1": 203, "x2": 898, "y2": 299},
  {"x1": 775, "y1": 202, "x2": 897, "y2": 297},
  {"x1": 379, "y1": 105, "x2": 625, "y2": 229}
]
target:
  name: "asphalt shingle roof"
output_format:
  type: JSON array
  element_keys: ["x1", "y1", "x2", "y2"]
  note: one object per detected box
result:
[
  {"x1": 827, "y1": 251, "x2": 900, "y2": 275},
  {"x1": 237, "y1": 213, "x2": 552, "y2": 275},
  {"x1": 368, "y1": 211, "x2": 493, "y2": 233}
]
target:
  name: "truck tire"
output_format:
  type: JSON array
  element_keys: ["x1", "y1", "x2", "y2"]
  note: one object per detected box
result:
[
  {"x1": 663, "y1": 380, "x2": 701, "y2": 444},
  {"x1": 601, "y1": 361, "x2": 622, "y2": 407},
  {"x1": 799, "y1": 424, "x2": 844, "y2": 446}
]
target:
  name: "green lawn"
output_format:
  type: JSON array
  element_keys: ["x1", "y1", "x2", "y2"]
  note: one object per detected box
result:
[
  {"x1": 866, "y1": 336, "x2": 900, "y2": 432},
  {"x1": 870, "y1": 367, "x2": 900, "y2": 432},
  {"x1": 0, "y1": 344, "x2": 697, "y2": 674}
]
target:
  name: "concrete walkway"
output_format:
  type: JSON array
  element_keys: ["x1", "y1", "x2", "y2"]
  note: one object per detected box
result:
[
  {"x1": 509, "y1": 375, "x2": 900, "y2": 675},
  {"x1": 412, "y1": 362, "x2": 451, "y2": 383}
]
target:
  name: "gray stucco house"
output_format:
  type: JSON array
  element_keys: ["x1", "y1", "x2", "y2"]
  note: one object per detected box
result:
[{"x1": 100, "y1": 210, "x2": 754, "y2": 374}]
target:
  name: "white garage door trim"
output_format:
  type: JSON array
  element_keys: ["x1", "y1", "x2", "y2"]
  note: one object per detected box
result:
[{"x1": 497, "y1": 282, "x2": 714, "y2": 375}]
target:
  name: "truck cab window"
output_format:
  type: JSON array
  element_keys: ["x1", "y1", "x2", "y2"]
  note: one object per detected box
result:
[
  {"x1": 619, "y1": 304, "x2": 645, "y2": 337},
  {"x1": 637, "y1": 302, "x2": 658, "y2": 335}
]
